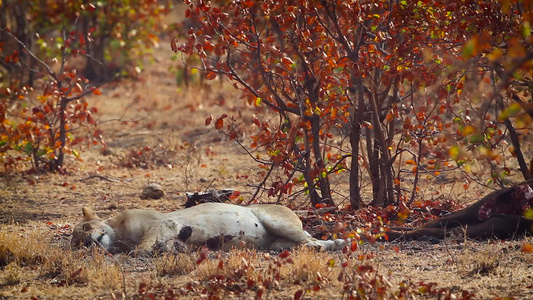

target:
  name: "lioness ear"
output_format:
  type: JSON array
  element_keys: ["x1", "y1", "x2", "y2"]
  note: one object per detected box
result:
[{"x1": 82, "y1": 207, "x2": 100, "y2": 221}]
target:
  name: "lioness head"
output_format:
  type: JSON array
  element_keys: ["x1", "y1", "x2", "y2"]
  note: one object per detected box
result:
[{"x1": 71, "y1": 207, "x2": 114, "y2": 251}]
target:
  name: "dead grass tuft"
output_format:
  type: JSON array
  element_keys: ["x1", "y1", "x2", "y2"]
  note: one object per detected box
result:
[
  {"x1": 4, "y1": 262, "x2": 22, "y2": 285},
  {"x1": 286, "y1": 246, "x2": 332, "y2": 285},
  {"x1": 117, "y1": 144, "x2": 180, "y2": 169},
  {"x1": 0, "y1": 230, "x2": 123, "y2": 292},
  {"x1": 153, "y1": 252, "x2": 196, "y2": 277},
  {"x1": 0, "y1": 231, "x2": 47, "y2": 267},
  {"x1": 459, "y1": 247, "x2": 500, "y2": 276}
]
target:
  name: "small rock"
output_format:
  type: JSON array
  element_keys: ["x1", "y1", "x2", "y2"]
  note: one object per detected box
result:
[{"x1": 141, "y1": 183, "x2": 164, "y2": 199}]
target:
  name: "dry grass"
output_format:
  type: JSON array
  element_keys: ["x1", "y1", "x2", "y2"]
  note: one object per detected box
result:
[
  {"x1": 1, "y1": 221, "x2": 532, "y2": 299},
  {"x1": 0, "y1": 229, "x2": 125, "y2": 298}
]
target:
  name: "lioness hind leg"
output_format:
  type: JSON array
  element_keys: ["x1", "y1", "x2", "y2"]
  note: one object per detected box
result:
[
  {"x1": 267, "y1": 231, "x2": 345, "y2": 251},
  {"x1": 249, "y1": 205, "x2": 345, "y2": 250}
]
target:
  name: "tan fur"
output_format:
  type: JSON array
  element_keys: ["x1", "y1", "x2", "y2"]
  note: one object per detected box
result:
[{"x1": 71, "y1": 203, "x2": 345, "y2": 255}]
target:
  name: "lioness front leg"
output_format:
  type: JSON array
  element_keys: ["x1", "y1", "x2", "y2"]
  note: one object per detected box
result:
[{"x1": 134, "y1": 220, "x2": 181, "y2": 256}]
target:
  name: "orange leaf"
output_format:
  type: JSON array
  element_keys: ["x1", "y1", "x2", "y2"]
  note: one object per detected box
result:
[
  {"x1": 92, "y1": 88, "x2": 102, "y2": 95},
  {"x1": 229, "y1": 190, "x2": 240, "y2": 199},
  {"x1": 206, "y1": 72, "x2": 217, "y2": 80},
  {"x1": 521, "y1": 243, "x2": 533, "y2": 253},
  {"x1": 350, "y1": 241, "x2": 357, "y2": 252},
  {"x1": 214, "y1": 117, "x2": 224, "y2": 129}
]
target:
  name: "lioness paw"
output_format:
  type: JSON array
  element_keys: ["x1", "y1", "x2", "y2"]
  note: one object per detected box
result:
[
  {"x1": 305, "y1": 239, "x2": 346, "y2": 251},
  {"x1": 131, "y1": 247, "x2": 153, "y2": 258}
]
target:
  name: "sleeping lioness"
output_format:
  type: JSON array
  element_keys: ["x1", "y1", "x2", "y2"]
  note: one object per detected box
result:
[{"x1": 71, "y1": 203, "x2": 345, "y2": 255}]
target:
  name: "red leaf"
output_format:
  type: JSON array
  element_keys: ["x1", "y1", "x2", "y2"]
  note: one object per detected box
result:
[
  {"x1": 196, "y1": 246, "x2": 208, "y2": 264},
  {"x1": 285, "y1": 257, "x2": 294, "y2": 264},
  {"x1": 229, "y1": 190, "x2": 240, "y2": 199},
  {"x1": 350, "y1": 241, "x2": 357, "y2": 252},
  {"x1": 214, "y1": 117, "x2": 224, "y2": 129},
  {"x1": 170, "y1": 39, "x2": 178, "y2": 52},
  {"x1": 206, "y1": 71, "x2": 217, "y2": 80},
  {"x1": 247, "y1": 278, "x2": 255, "y2": 289},
  {"x1": 281, "y1": 57, "x2": 294, "y2": 66},
  {"x1": 278, "y1": 250, "x2": 291, "y2": 258},
  {"x1": 69, "y1": 267, "x2": 83, "y2": 280},
  {"x1": 294, "y1": 290, "x2": 304, "y2": 300},
  {"x1": 205, "y1": 114, "x2": 213, "y2": 126}
]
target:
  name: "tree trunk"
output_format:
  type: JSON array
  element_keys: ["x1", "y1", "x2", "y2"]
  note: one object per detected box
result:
[
  {"x1": 82, "y1": 14, "x2": 108, "y2": 81},
  {"x1": 53, "y1": 98, "x2": 68, "y2": 171},
  {"x1": 348, "y1": 79, "x2": 366, "y2": 209},
  {"x1": 309, "y1": 115, "x2": 334, "y2": 206},
  {"x1": 368, "y1": 91, "x2": 395, "y2": 206}
]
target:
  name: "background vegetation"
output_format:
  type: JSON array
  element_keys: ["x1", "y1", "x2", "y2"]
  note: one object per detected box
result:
[
  {"x1": 173, "y1": 0, "x2": 533, "y2": 210},
  {"x1": 0, "y1": 0, "x2": 171, "y2": 172}
]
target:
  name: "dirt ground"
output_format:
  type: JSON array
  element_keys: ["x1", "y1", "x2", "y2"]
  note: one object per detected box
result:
[{"x1": 1, "y1": 38, "x2": 533, "y2": 299}]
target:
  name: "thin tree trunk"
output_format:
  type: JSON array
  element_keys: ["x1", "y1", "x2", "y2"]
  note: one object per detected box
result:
[
  {"x1": 348, "y1": 83, "x2": 364, "y2": 209},
  {"x1": 309, "y1": 115, "x2": 334, "y2": 206},
  {"x1": 54, "y1": 98, "x2": 68, "y2": 171},
  {"x1": 368, "y1": 91, "x2": 394, "y2": 206}
]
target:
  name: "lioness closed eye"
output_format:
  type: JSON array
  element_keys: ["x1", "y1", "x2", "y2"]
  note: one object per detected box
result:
[{"x1": 71, "y1": 203, "x2": 345, "y2": 255}]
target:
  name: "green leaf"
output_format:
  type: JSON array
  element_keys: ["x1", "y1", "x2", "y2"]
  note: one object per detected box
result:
[
  {"x1": 524, "y1": 208, "x2": 533, "y2": 219},
  {"x1": 24, "y1": 142, "x2": 33, "y2": 154},
  {"x1": 498, "y1": 103, "x2": 522, "y2": 121},
  {"x1": 522, "y1": 22, "x2": 531, "y2": 38},
  {"x1": 36, "y1": 149, "x2": 47, "y2": 157},
  {"x1": 469, "y1": 132, "x2": 485, "y2": 144},
  {"x1": 460, "y1": 39, "x2": 476, "y2": 59}
]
